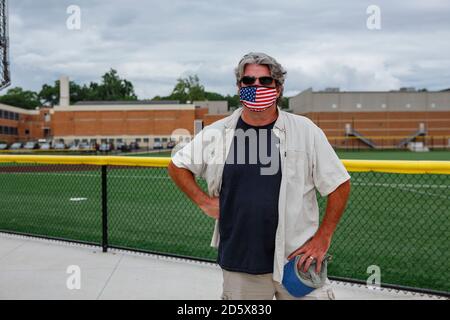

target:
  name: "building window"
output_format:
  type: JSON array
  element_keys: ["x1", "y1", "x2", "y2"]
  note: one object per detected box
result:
[
  {"x1": 82, "y1": 139, "x2": 88, "y2": 143},
  {"x1": 101, "y1": 139, "x2": 107, "y2": 143},
  {"x1": 154, "y1": 137, "x2": 160, "y2": 142},
  {"x1": 25, "y1": 129, "x2": 30, "y2": 135},
  {"x1": 74, "y1": 139, "x2": 80, "y2": 144},
  {"x1": 143, "y1": 138, "x2": 149, "y2": 143},
  {"x1": 90, "y1": 139, "x2": 97, "y2": 143},
  {"x1": 0, "y1": 110, "x2": 3, "y2": 118},
  {"x1": 162, "y1": 138, "x2": 168, "y2": 142},
  {"x1": 116, "y1": 138, "x2": 123, "y2": 143},
  {"x1": 0, "y1": 126, "x2": 3, "y2": 134},
  {"x1": 15, "y1": 113, "x2": 19, "y2": 121},
  {"x1": 3, "y1": 111, "x2": 8, "y2": 119}
]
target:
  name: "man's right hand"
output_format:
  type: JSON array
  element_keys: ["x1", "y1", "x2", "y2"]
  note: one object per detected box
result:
[
  {"x1": 168, "y1": 162, "x2": 220, "y2": 219},
  {"x1": 198, "y1": 196, "x2": 220, "y2": 219}
]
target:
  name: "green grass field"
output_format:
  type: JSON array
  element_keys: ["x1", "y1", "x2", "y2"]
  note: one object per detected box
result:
[
  {"x1": 129, "y1": 149, "x2": 450, "y2": 161},
  {"x1": 336, "y1": 150, "x2": 450, "y2": 161},
  {"x1": 0, "y1": 150, "x2": 449, "y2": 293}
]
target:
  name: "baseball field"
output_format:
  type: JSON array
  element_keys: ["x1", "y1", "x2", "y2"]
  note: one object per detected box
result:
[{"x1": 0, "y1": 150, "x2": 449, "y2": 294}]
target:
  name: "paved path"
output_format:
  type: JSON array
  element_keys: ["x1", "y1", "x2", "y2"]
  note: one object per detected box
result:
[{"x1": 0, "y1": 233, "x2": 445, "y2": 300}]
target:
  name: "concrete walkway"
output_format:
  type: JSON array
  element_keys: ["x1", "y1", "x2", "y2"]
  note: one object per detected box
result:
[{"x1": 0, "y1": 233, "x2": 445, "y2": 300}]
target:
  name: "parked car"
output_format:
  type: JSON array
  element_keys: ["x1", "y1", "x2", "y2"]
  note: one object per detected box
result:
[
  {"x1": 0, "y1": 143, "x2": 8, "y2": 150},
  {"x1": 39, "y1": 143, "x2": 51, "y2": 150},
  {"x1": 116, "y1": 142, "x2": 130, "y2": 152},
  {"x1": 98, "y1": 143, "x2": 112, "y2": 152},
  {"x1": 37, "y1": 139, "x2": 48, "y2": 147},
  {"x1": 68, "y1": 144, "x2": 80, "y2": 151},
  {"x1": 78, "y1": 142, "x2": 93, "y2": 151},
  {"x1": 53, "y1": 142, "x2": 66, "y2": 150},
  {"x1": 153, "y1": 141, "x2": 163, "y2": 150},
  {"x1": 9, "y1": 142, "x2": 23, "y2": 150},
  {"x1": 129, "y1": 142, "x2": 140, "y2": 150},
  {"x1": 24, "y1": 141, "x2": 39, "y2": 150},
  {"x1": 166, "y1": 140, "x2": 176, "y2": 149}
]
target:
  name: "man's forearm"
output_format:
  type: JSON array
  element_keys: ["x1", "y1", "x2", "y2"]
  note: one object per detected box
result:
[
  {"x1": 167, "y1": 161, "x2": 209, "y2": 206},
  {"x1": 317, "y1": 179, "x2": 351, "y2": 239}
]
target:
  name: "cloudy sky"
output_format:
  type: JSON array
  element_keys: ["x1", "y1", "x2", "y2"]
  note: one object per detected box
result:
[{"x1": 6, "y1": 0, "x2": 450, "y2": 99}]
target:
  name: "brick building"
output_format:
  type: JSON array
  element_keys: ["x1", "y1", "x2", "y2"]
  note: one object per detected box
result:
[
  {"x1": 289, "y1": 88, "x2": 450, "y2": 149},
  {"x1": 0, "y1": 76, "x2": 231, "y2": 148},
  {"x1": 2, "y1": 77, "x2": 450, "y2": 150},
  {"x1": 0, "y1": 103, "x2": 52, "y2": 144}
]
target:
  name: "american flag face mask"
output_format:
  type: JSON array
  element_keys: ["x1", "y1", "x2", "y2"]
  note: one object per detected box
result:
[{"x1": 239, "y1": 86, "x2": 278, "y2": 112}]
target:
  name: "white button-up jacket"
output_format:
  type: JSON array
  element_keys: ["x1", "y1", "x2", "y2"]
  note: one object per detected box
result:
[{"x1": 172, "y1": 107, "x2": 350, "y2": 283}]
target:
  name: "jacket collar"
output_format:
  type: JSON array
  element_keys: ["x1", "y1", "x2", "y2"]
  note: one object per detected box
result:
[{"x1": 224, "y1": 106, "x2": 286, "y2": 131}]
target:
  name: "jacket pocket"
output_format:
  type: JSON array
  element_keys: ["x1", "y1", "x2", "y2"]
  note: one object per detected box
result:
[{"x1": 285, "y1": 149, "x2": 307, "y2": 181}]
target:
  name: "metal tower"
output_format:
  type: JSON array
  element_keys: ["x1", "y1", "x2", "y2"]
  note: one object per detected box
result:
[{"x1": 0, "y1": 0, "x2": 10, "y2": 90}]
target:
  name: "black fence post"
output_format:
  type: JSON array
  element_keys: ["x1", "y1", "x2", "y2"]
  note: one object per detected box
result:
[{"x1": 101, "y1": 165, "x2": 108, "y2": 253}]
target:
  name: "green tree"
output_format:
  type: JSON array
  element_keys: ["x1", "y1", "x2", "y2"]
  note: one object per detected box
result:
[
  {"x1": 39, "y1": 83, "x2": 59, "y2": 106},
  {"x1": 95, "y1": 69, "x2": 137, "y2": 101},
  {"x1": 71, "y1": 83, "x2": 91, "y2": 103},
  {"x1": 39, "y1": 80, "x2": 92, "y2": 106},
  {"x1": 158, "y1": 75, "x2": 203, "y2": 102},
  {"x1": 0, "y1": 87, "x2": 40, "y2": 110},
  {"x1": 38, "y1": 69, "x2": 138, "y2": 106},
  {"x1": 224, "y1": 94, "x2": 240, "y2": 109},
  {"x1": 151, "y1": 74, "x2": 286, "y2": 111},
  {"x1": 204, "y1": 91, "x2": 225, "y2": 101},
  {"x1": 280, "y1": 96, "x2": 289, "y2": 109},
  {"x1": 169, "y1": 75, "x2": 206, "y2": 103}
]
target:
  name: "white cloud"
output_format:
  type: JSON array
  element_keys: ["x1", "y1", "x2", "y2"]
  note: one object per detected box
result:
[{"x1": 4, "y1": 0, "x2": 450, "y2": 99}]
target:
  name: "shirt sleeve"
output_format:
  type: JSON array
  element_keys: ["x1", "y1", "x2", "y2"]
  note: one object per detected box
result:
[
  {"x1": 312, "y1": 126, "x2": 351, "y2": 197},
  {"x1": 171, "y1": 130, "x2": 207, "y2": 178}
]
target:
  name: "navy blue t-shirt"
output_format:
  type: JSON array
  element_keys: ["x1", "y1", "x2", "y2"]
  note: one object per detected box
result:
[{"x1": 218, "y1": 116, "x2": 282, "y2": 274}]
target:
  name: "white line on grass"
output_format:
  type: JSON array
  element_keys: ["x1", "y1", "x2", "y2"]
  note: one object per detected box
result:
[{"x1": 69, "y1": 197, "x2": 88, "y2": 201}]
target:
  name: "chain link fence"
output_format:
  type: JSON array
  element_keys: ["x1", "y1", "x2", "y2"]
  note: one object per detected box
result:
[
  {"x1": 0, "y1": 158, "x2": 448, "y2": 296},
  {"x1": 330, "y1": 135, "x2": 450, "y2": 151}
]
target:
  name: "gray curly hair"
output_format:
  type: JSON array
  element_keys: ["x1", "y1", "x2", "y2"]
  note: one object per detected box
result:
[{"x1": 234, "y1": 52, "x2": 287, "y2": 105}]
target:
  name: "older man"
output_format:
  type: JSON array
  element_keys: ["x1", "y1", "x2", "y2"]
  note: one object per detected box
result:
[{"x1": 168, "y1": 52, "x2": 351, "y2": 300}]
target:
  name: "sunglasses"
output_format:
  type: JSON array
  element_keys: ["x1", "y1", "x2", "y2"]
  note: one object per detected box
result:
[{"x1": 240, "y1": 76, "x2": 275, "y2": 86}]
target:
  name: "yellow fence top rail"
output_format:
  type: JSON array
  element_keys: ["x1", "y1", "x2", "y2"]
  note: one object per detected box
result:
[
  {"x1": 0, "y1": 155, "x2": 171, "y2": 168},
  {"x1": 342, "y1": 159, "x2": 450, "y2": 175},
  {"x1": 0, "y1": 155, "x2": 450, "y2": 174}
]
